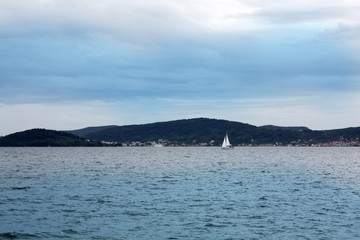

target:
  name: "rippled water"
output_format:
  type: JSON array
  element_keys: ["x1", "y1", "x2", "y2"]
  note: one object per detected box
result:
[{"x1": 1, "y1": 147, "x2": 360, "y2": 239}]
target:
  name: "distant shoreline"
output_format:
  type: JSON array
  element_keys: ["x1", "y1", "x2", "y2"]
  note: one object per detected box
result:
[{"x1": 1, "y1": 118, "x2": 360, "y2": 147}]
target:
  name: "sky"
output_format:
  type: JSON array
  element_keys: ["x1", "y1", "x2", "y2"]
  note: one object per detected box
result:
[{"x1": 1, "y1": 0, "x2": 360, "y2": 135}]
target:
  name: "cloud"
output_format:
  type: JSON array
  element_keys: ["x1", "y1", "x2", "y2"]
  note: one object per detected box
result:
[
  {"x1": 1, "y1": 0, "x2": 360, "y2": 134},
  {"x1": 1, "y1": 0, "x2": 359, "y2": 40},
  {"x1": 1, "y1": 27, "x2": 358, "y2": 105},
  {"x1": 0, "y1": 0, "x2": 253, "y2": 41},
  {"x1": 251, "y1": 7, "x2": 360, "y2": 27}
]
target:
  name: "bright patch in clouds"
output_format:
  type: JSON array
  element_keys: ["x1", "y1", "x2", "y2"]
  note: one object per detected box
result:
[{"x1": 0, "y1": 0, "x2": 360, "y2": 135}]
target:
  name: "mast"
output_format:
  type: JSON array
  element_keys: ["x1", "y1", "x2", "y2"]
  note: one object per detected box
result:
[{"x1": 222, "y1": 132, "x2": 230, "y2": 148}]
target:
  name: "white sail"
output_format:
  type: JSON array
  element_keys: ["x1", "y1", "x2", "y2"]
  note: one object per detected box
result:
[
  {"x1": 222, "y1": 132, "x2": 233, "y2": 149},
  {"x1": 222, "y1": 133, "x2": 229, "y2": 147}
]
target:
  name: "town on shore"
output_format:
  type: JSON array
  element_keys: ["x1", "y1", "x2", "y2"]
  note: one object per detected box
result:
[{"x1": 103, "y1": 138, "x2": 360, "y2": 147}]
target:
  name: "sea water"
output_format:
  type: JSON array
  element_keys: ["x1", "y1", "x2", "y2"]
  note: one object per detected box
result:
[{"x1": 1, "y1": 147, "x2": 360, "y2": 239}]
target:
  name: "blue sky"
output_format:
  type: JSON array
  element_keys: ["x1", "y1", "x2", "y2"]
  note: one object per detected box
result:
[{"x1": 1, "y1": 0, "x2": 360, "y2": 135}]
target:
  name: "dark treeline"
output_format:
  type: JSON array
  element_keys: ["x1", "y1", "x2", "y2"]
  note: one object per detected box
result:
[
  {"x1": 2, "y1": 118, "x2": 360, "y2": 147},
  {"x1": 0, "y1": 129, "x2": 102, "y2": 147},
  {"x1": 69, "y1": 118, "x2": 360, "y2": 146}
]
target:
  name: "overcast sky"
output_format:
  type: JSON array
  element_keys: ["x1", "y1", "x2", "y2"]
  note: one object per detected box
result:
[{"x1": 1, "y1": 0, "x2": 360, "y2": 135}]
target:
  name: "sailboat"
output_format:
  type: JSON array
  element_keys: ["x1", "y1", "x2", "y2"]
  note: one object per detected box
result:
[{"x1": 221, "y1": 132, "x2": 234, "y2": 149}]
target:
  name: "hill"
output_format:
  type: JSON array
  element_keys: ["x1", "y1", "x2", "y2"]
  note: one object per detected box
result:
[
  {"x1": 260, "y1": 125, "x2": 310, "y2": 131},
  {"x1": 65, "y1": 125, "x2": 118, "y2": 137},
  {"x1": 0, "y1": 129, "x2": 103, "y2": 147},
  {"x1": 69, "y1": 118, "x2": 360, "y2": 146},
  {"x1": 77, "y1": 118, "x2": 259, "y2": 146},
  {"x1": 3, "y1": 118, "x2": 360, "y2": 147}
]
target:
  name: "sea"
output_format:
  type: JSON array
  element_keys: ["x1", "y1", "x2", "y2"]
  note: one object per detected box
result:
[{"x1": 1, "y1": 147, "x2": 360, "y2": 240}]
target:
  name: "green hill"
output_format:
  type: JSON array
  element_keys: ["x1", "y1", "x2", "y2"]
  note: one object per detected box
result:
[
  {"x1": 80, "y1": 118, "x2": 257, "y2": 145},
  {"x1": 3, "y1": 118, "x2": 360, "y2": 147},
  {"x1": 260, "y1": 125, "x2": 310, "y2": 131},
  {"x1": 65, "y1": 125, "x2": 118, "y2": 137},
  {"x1": 0, "y1": 129, "x2": 103, "y2": 147},
  {"x1": 71, "y1": 118, "x2": 360, "y2": 146}
]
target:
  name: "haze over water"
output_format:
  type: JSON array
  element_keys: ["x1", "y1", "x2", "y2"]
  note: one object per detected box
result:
[{"x1": 1, "y1": 147, "x2": 360, "y2": 239}]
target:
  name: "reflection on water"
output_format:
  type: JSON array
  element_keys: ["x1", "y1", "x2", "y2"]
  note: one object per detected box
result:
[{"x1": 1, "y1": 147, "x2": 360, "y2": 239}]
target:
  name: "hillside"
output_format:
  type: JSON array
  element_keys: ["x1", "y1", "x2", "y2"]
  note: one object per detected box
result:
[
  {"x1": 0, "y1": 129, "x2": 103, "y2": 147},
  {"x1": 260, "y1": 125, "x2": 310, "y2": 131},
  {"x1": 70, "y1": 118, "x2": 360, "y2": 146},
  {"x1": 79, "y1": 118, "x2": 259, "y2": 145},
  {"x1": 3, "y1": 119, "x2": 360, "y2": 147},
  {"x1": 66, "y1": 125, "x2": 118, "y2": 137}
]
